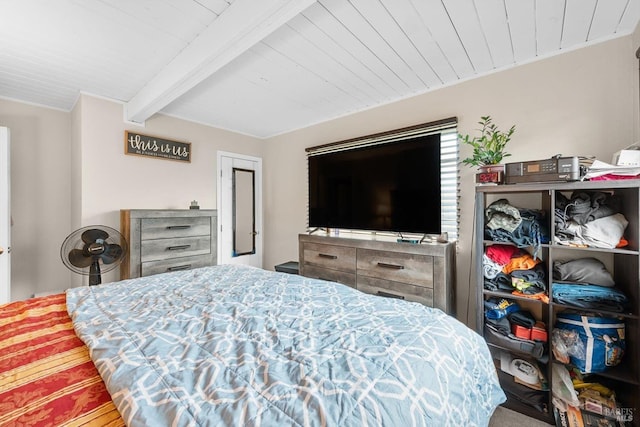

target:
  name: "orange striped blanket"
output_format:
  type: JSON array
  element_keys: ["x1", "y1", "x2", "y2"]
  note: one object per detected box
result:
[{"x1": 0, "y1": 293, "x2": 123, "y2": 426}]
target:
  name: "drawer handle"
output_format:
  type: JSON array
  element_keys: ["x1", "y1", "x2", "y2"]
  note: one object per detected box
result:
[
  {"x1": 167, "y1": 264, "x2": 191, "y2": 271},
  {"x1": 167, "y1": 244, "x2": 191, "y2": 250},
  {"x1": 318, "y1": 253, "x2": 337, "y2": 260},
  {"x1": 167, "y1": 225, "x2": 192, "y2": 230},
  {"x1": 377, "y1": 262, "x2": 404, "y2": 270},
  {"x1": 377, "y1": 291, "x2": 405, "y2": 300}
]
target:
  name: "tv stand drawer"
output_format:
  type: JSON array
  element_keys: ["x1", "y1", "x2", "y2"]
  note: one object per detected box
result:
[
  {"x1": 302, "y1": 265, "x2": 356, "y2": 288},
  {"x1": 357, "y1": 276, "x2": 434, "y2": 306},
  {"x1": 357, "y1": 249, "x2": 433, "y2": 288},
  {"x1": 302, "y1": 242, "x2": 356, "y2": 272}
]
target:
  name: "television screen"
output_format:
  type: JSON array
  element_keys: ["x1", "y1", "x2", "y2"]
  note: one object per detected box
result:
[{"x1": 308, "y1": 134, "x2": 441, "y2": 234}]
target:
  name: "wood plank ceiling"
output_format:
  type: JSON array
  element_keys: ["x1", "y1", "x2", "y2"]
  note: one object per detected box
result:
[{"x1": 0, "y1": 0, "x2": 638, "y2": 138}]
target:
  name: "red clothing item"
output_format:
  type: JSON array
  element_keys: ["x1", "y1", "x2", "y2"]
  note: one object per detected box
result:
[{"x1": 485, "y1": 244, "x2": 520, "y2": 266}]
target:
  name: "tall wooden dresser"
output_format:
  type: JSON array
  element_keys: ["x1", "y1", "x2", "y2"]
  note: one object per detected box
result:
[{"x1": 120, "y1": 209, "x2": 217, "y2": 279}]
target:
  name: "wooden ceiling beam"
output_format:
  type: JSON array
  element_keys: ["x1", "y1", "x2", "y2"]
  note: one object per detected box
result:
[{"x1": 125, "y1": 0, "x2": 316, "y2": 125}]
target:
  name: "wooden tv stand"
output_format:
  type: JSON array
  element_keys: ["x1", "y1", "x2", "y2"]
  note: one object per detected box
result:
[{"x1": 298, "y1": 234, "x2": 455, "y2": 314}]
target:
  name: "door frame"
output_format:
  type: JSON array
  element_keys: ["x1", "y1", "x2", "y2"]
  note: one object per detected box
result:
[
  {"x1": 216, "y1": 151, "x2": 263, "y2": 267},
  {"x1": 0, "y1": 127, "x2": 10, "y2": 303}
]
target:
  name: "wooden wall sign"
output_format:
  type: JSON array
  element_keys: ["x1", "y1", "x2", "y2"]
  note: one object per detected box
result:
[{"x1": 124, "y1": 131, "x2": 191, "y2": 162}]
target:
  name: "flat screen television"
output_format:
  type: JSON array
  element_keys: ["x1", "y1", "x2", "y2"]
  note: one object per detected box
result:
[{"x1": 308, "y1": 133, "x2": 442, "y2": 235}]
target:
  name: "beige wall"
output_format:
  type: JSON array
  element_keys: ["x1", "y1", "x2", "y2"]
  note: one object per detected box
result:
[
  {"x1": 0, "y1": 99, "x2": 74, "y2": 301},
  {"x1": 264, "y1": 33, "x2": 640, "y2": 327},
  {"x1": 74, "y1": 95, "x2": 265, "y2": 284}
]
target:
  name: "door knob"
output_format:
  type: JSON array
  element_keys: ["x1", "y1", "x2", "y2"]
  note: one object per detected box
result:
[
  {"x1": 0, "y1": 247, "x2": 3, "y2": 255},
  {"x1": 251, "y1": 231, "x2": 259, "y2": 236}
]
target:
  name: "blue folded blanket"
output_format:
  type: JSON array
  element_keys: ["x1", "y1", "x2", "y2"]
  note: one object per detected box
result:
[{"x1": 552, "y1": 283, "x2": 628, "y2": 312}]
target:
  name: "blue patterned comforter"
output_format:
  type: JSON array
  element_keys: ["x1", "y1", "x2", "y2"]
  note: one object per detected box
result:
[{"x1": 66, "y1": 264, "x2": 504, "y2": 426}]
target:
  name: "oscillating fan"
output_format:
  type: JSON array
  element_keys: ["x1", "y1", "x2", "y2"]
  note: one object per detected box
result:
[{"x1": 60, "y1": 225, "x2": 128, "y2": 286}]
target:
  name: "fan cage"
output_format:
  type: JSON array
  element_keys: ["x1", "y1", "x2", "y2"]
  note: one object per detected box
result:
[{"x1": 60, "y1": 225, "x2": 128, "y2": 276}]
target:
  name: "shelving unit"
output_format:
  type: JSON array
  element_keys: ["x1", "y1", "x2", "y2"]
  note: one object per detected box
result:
[{"x1": 475, "y1": 180, "x2": 639, "y2": 426}]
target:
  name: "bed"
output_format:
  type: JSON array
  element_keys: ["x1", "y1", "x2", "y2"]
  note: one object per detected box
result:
[{"x1": 1, "y1": 264, "x2": 505, "y2": 426}]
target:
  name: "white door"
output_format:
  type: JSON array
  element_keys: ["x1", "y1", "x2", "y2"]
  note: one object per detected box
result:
[
  {"x1": 217, "y1": 152, "x2": 262, "y2": 267},
  {"x1": 0, "y1": 127, "x2": 10, "y2": 303}
]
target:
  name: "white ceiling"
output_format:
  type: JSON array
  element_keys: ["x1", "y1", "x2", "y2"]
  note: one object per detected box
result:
[{"x1": 1, "y1": 0, "x2": 638, "y2": 138}]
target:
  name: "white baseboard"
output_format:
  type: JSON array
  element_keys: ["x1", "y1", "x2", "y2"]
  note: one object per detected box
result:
[{"x1": 32, "y1": 289, "x2": 66, "y2": 298}]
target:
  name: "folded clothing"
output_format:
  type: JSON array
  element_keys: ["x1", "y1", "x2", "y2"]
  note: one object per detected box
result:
[
  {"x1": 485, "y1": 244, "x2": 520, "y2": 265},
  {"x1": 565, "y1": 191, "x2": 622, "y2": 225},
  {"x1": 484, "y1": 199, "x2": 549, "y2": 259},
  {"x1": 484, "y1": 272, "x2": 514, "y2": 292},
  {"x1": 486, "y1": 316, "x2": 511, "y2": 335},
  {"x1": 483, "y1": 254, "x2": 503, "y2": 279},
  {"x1": 553, "y1": 258, "x2": 615, "y2": 287},
  {"x1": 485, "y1": 298, "x2": 520, "y2": 320},
  {"x1": 485, "y1": 324, "x2": 545, "y2": 360},
  {"x1": 503, "y1": 252, "x2": 541, "y2": 274},
  {"x1": 582, "y1": 213, "x2": 628, "y2": 249},
  {"x1": 511, "y1": 263, "x2": 547, "y2": 294},
  {"x1": 552, "y1": 283, "x2": 628, "y2": 313},
  {"x1": 485, "y1": 199, "x2": 522, "y2": 232},
  {"x1": 508, "y1": 310, "x2": 537, "y2": 328}
]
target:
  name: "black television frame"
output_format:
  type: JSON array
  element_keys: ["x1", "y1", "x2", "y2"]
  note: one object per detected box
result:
[{"x1": 306, "y1": 118, "x2": 457, "y2": 238}]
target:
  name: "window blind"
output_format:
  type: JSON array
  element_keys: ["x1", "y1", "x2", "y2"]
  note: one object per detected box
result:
[{"x1": 440, "y1": 128, "x2": 459, "y2": 240}]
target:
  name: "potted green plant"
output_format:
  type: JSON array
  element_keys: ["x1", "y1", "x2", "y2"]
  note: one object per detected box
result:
[{"x1": 459, "y1": 115, "x2": 515, "y2": 168}]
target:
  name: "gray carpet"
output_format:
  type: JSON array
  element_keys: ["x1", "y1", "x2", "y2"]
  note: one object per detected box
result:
[{"x1": 489, "y1": 407, "x2": 553, "y2": 426}]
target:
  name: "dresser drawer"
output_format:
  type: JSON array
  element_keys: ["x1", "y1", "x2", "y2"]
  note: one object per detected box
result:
[
  {"x1": 141, "y1": 236, "x2": 211, "y2": 262},
  {"x1": 356, "y1": 248, "x2": 433, "y2": 288},
  {"x1": 302, "y1": 243, "x2": 356, "y2": 272},
  {"x1": 358, "y1": 276, "x2": 434, "y2": 306},
  {"x1": 141, "y1": 255, "x2": 213, "y2": 277},
  {"x1": 141, "y1": 217, "x2": 210, "y2": 240},
  {"x1": 302, "y1": 265, "x2": 356, "y2": 288}
]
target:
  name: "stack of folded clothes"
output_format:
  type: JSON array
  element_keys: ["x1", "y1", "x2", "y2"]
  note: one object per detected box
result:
[
  {"x1": 554, "y1": 191, "x2": 628, "y2": 249},
  {"x1": 484, "y1": 199, "x2": 549, "y2": 259},
  {"x1": 551, "y1": 258, "x2": 629, "y2": 313},
  {"x1": 483, "y1": 244, "x2": 547, "y2": 298},
  {"x1": 484, "y1": 298, "x2": 547, "y2": 359}
]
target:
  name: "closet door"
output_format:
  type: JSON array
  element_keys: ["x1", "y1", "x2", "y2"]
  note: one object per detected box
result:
[{"x1": 217, "y1": 151, "x2": 263, "y2": 268}]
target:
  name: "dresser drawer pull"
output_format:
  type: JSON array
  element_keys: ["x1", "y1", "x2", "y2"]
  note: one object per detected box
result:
[
  {"x1": 377, "y1": 262, "x2": 404, "y2": 270},
  {"x1": 318, "y1": 253, "x2": 337, "y2": 260},
  {"x1": 166, "y1": 225, "x2": 192, "y2": 230},
  {"x1": 167, "y1": 264, "x2": 191, "y2": 271},
  {"x1": 167, "y1": 244, "x2": 191, "y2": 250},
  {"x1": 377, "y1": 291, "x2": 405, "y2": 300}
]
